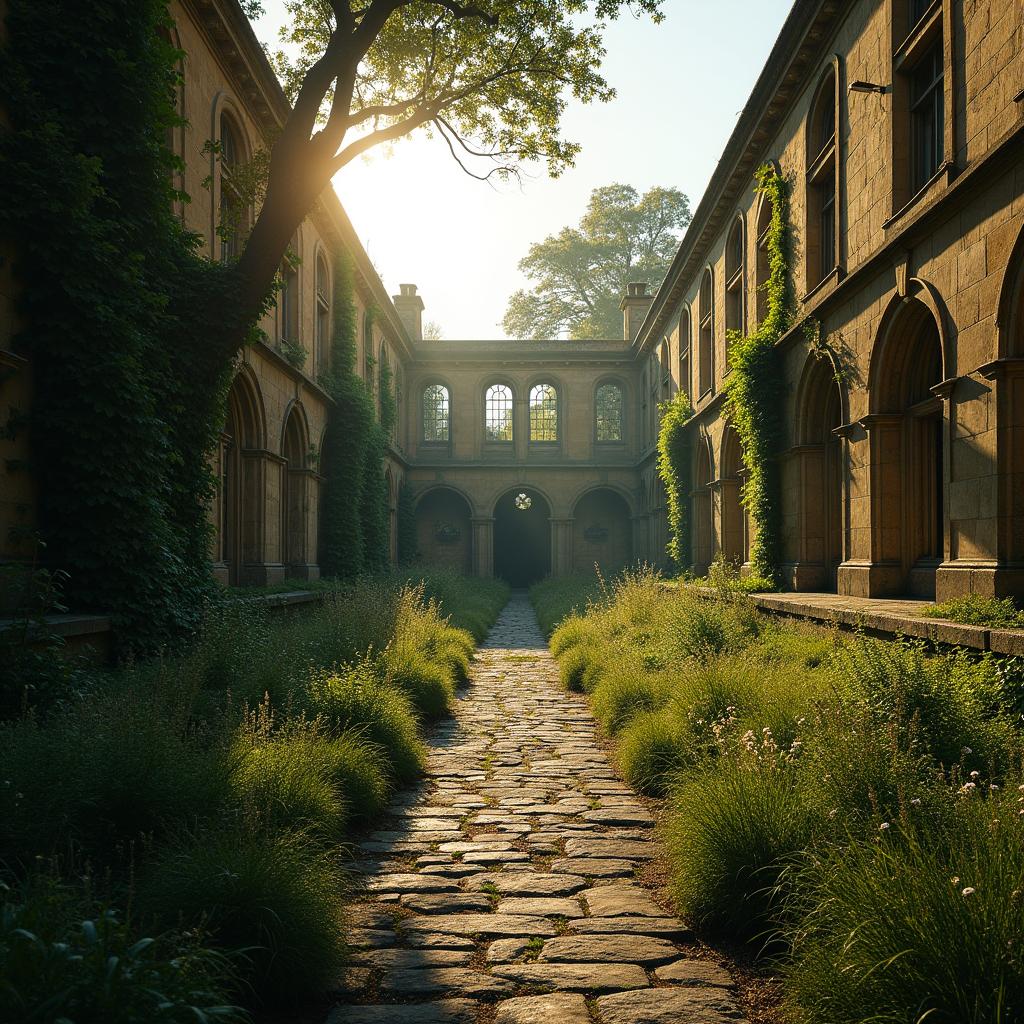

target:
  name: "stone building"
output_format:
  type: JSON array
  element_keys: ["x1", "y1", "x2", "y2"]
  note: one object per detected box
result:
[
  {"x1": 2, "y1": 0, "x2": 1024, "y2": 601},
  {"x1": 633, "y1": 0, "x2": 1024, "y2": 601}
]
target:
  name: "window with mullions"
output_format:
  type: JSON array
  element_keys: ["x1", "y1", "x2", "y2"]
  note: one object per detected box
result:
[
  {"x1": 422, "y1": 384, "x2": 449, "y2": 443},
  {"x1": 315, "y1": 253, "x2": 330, "y2": 373},
  {"x1": 678, "y1": 308, "x2": 691, "y2": 401},
  {"x1": 595, "y1": 384, "x2": 623, "y2": 442},
  {"x1": 485, "y1": 384, "x2": 513, "y2": 442},
  {"x1": 806, "y1": 68, "x2": 839, "y2": 291},
  {"x1": 698, "y1": 269, "x2": 714, "y2": 396},
  {"x1": 219, "y1": 114, "x2": 247, "y2": 261},
  {"x1": 910, "y1": 43, "x2": 944, "y2": 192},
  {"x1": 725, "y1": 217, "x2": 745, "y2": 345},
  {"x1": 529, "y1": 383, "x2": 558, "y2": 442}
]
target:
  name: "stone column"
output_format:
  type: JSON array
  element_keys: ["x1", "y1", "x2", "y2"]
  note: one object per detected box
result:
[
  {"x1": 549, "y1": 517, "x2": 574, "y2": 576},
  {"x1": 239, "y1": 449, "x2": 286, "y2": 586},
  {"x1": 285, "y1": 467, "x2": 320, "y2": 580},
  {"x1": 471, "y1": 517, "x2": 494, "y2": 578}
]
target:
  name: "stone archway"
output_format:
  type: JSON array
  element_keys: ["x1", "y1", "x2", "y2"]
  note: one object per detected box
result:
[
  {"x1": 282, "y1": 405, "x2": 312, "y2": 576},
  {"x1": 720, "y1": 428, "x2": 745, "y2": 566},
  {"x1": 572, "y1": 488, "x2": 633, "y2": 574},
  {"x1": 416, "y1": 487, "x2": 473, "y2": 574},
  {"x1": 493, "y1": 488, "x2": 551, "y2": 587},
  {"x1": 219, "y1": 370, "x2": 265, "y2": 586},
  {"x1": 868, "y1": 298, "x2": 945, "y2": 596},
  {"x1": 795, "y1": 356, "x2": 844, "y2": 590},
  {"x1": 692, "y1": 437, "x2": 714, "y2": 574}
]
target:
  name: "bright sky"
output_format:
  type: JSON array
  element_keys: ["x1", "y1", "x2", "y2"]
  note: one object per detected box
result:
[{"x1": 250, "y1": 1, "x2": 794, "y2": 339}]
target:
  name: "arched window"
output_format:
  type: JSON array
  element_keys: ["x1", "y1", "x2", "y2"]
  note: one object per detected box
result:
[
  {"x1": 659, "y1": 341, "x2": 671, "y2": 401},
  {"x1": 315, "y1": 252, "x2": 330, "y2": 373},
  {"x1": 698, "y1": 268, "x2": 714, "y2": 396},
  {"x1": 362, "y1": 311, "x2": 374, "y2": 381},
  {"x1": 280, "y1": 232, "x2": 300, "y2": 345},
  {"x1": 423, "y1": 384, "x2": 449, "y2": 443},
  {"x1": 806, "y1": 67, "x2": 839, "y2": 291},
  {"x1": 485, "y1": 384, "x2": 513, "y2": 442},
  {"x1": 218, "y1": 112, "x2": 247, "y2": 261},
  {"x1": 529, "y1": 383, "x2": 558, "y2": 442},
  {"x1": 595, "y1": 383, "x2": 624, "y2": 442},
  {"x1": 725, "y1": 216, "x2": 745, "y2": 348},
  {"x1": 678, "y1": 307, "x2": 691, "y2": 401}
]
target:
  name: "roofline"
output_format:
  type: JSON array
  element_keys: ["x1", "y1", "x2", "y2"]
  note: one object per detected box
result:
[{"x1": 633, "y1": 0, "x2": 842, "y2": 353}]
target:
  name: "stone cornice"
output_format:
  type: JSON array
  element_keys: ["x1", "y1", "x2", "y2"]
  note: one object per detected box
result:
[{"x1": 634, "y1": 0, "x2": 844, "y2": 353}]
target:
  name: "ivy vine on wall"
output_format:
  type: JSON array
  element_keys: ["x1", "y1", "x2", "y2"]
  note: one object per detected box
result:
[
  {"x1": 722, "y1": 163, "x2": 794, "y2": 583},
  {"x1": 657, "y1": 391, "x2": 694, "y2": 570}
]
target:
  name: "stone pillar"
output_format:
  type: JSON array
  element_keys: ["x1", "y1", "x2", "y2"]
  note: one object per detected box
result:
[
  {"x1": 550, "y1": 517, "x2": 574, "y2": 576},
  {"x1": 392, "y1": 284, "x2": 424, "y2": 341},
  {"x1": 471, "y1": 517, "x2": 494, "y2": 577},
  {"x1": 619, "y1": 282, "x2": 654, "y2": 342}
]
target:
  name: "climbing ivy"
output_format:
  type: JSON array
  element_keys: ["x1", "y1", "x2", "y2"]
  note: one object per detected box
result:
[
  {"x1": 359, "y1": 360, "x2": 397, "y2": 572},
  {"x1": 396, "y1": 482, "x2": 418, "y2": 563},
  {"x1": 657, "y1": 391, "x2": 694, "y2": 570},
  {"x1": 0, "y1": 0, "x2": 256, "y2": 653},
  {"x1": 722, "y1": 164, "x2": 793, "y2": 583},
  {"x1": 318, "y1": 254, "x2": 373, "y2": 578}
]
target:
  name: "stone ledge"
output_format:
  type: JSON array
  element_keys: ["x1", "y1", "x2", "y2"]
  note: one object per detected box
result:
[{"x1": 684, "y1": 585, "x2": 1021, "y2": 655}]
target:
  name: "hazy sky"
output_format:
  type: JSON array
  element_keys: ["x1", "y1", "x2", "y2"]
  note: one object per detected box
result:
[{"x1": 251, "y1": 1, "x2": 794, "y2": 339}]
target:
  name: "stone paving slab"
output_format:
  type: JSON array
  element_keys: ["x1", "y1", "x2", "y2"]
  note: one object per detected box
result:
[{"x1": 328, "y1": 596, "x2": 747, "y2": 1023}]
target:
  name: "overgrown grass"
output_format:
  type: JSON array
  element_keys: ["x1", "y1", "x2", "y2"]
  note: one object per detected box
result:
[
  {"x1": 0, "y1": 570, "x2": 507, "y2": 1010},
  {"x1": 922, "y1": 593, "x2": 1024, "y2": 630},
  {"x1": 536, "y1": 570, "x2": 1024, "y2": 1021}
]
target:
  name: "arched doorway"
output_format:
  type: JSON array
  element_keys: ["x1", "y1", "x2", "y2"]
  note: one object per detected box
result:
[
  {"x1": 797, "y1": 356, "x2": 844, "y2": 590},
  {"x1": 692, "y1": 438, "x2": 714, "y2": 573},
  {"x1": 720, "y1": 428, "x2": 745, "y2": 565},
  {"x1": 282, "y1": 405, "x2": 310, "y2": 574},
  {"x1": 494, "y1": 488, "x2": 551, "y2": 587},
  {"x1": 870, "y1": 297, "x2": 944, "y2": 596},
  {"x1": 415, "y1": 488, "x2": 472, "y2": 574},
  {"x1": 572, "y1": 488, "x2": 632, "y2": 573},
  {"x1": 219, "y1": 371, "x2": 264, "y2": 585}
]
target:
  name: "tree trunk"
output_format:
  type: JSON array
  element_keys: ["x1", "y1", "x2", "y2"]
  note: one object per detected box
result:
[{"x1": 229, "y1": 142, "x2": 333, "y2": 351}]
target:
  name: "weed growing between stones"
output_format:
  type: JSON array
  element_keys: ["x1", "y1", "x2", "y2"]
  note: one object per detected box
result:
[{"x1": 533, "y1": 569, "x2": 1024, "y2": 1021}]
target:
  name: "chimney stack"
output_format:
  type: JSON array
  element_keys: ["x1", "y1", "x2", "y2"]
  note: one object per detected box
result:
[
  {"x1": 392, "y1": 283, "x2": 425, "y2": 341},
  {"x1": 620, "y1": 281, "x2": 653, "y2": 342}
]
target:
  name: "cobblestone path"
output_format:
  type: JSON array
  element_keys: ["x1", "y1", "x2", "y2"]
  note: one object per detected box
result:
[{"x1": 330, "y1": 596, "x2": 747, "y2": 1024}]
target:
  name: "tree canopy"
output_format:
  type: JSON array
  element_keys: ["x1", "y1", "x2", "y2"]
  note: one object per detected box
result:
[
  {"x1": 231, "y1": 0, "x2": 664, "y2": 324},
  {"x1": 502, "y1": 183, "x2": 691, "y2": 340}
]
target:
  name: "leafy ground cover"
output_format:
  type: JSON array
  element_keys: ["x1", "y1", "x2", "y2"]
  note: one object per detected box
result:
[
  {"x1": 532, "y1": 568, "x2": 1024, "y2": 1024},
  {"x1": 0, "y1": 570, "x2": 508, "y2": 1019},
  {"x1": 922, "y1": 593, "x2": 1024, "y2": 630}
]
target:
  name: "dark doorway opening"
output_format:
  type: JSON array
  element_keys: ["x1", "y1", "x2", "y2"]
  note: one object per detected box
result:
[{"x1": 494, "y1": 488, "x2": 551, "y2": 587}]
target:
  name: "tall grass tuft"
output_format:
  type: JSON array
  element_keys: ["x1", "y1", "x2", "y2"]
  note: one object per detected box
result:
[{"x1": 139, "y1": 825, "x2": 348, "y2": 1004}]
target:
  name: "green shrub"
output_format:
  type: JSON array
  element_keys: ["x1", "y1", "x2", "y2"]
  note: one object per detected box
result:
[
  {"x1": 558, "y1": 645, "x2": 592, "y2": 692},
  {"x1": 0, "y1": 690, "x2": 230, "y2": 867},
  {"x1": 783, "y1": 790, "x2": 1024, "y2": 1024},
  {"x1": 305, "y1": 662, "x2": 423, "y2": 784},
  {"x1": 618, "y1": 709, "x2": 694, "y2": 795},
  {"x1": 319, "y1": 731, "x2": 391, "y2": 825},
  {"x1": 923, "y1": 593, "x2": 1024, "y2": 629},
  {"x1": 0, "y1": 878, "x2": 245, "y2": 1023},
  {"x1": 231, "y1": 720, "x2": 346, "y2": 841},
  {"x1": 549, "y1": 613, "x2": 589, "y2": 657},
  {"x1": 833, "y1": 636, "x2": 1016, "y2": 773},
  {"x1": 664, "y1": 752, "x2": 820, "y2": 941},
  {"x1": 590, "y1": 667, "x2": 667, "y2": 734},
  {"x1": 139, "y1": 826, "x2": 347, "y2": 1004}
]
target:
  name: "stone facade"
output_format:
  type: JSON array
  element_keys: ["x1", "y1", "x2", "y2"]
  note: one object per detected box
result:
[{"x1": 2, "y1": 0, "x2": 1023, "y2": 600}]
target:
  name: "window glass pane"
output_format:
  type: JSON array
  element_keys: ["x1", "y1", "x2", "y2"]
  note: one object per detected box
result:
[
  {"x1": 596, "y1": 384, "x2": 623, "y2": 442},
  {"x1": 819, "y1": 175, "x2": 836, "y2": 281},
  {"x1": 423, "y1": 384, "x2": 449, "y2": 442},
  {"x1": 529, "y1": 384, "x2": 558, "y2": 442},
  {"x1": 910, "y1": 44, "x2": 943, "y2": 191},
  {"x1": 485, "y1": 384, "x2": 513, "y2": 441}
]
